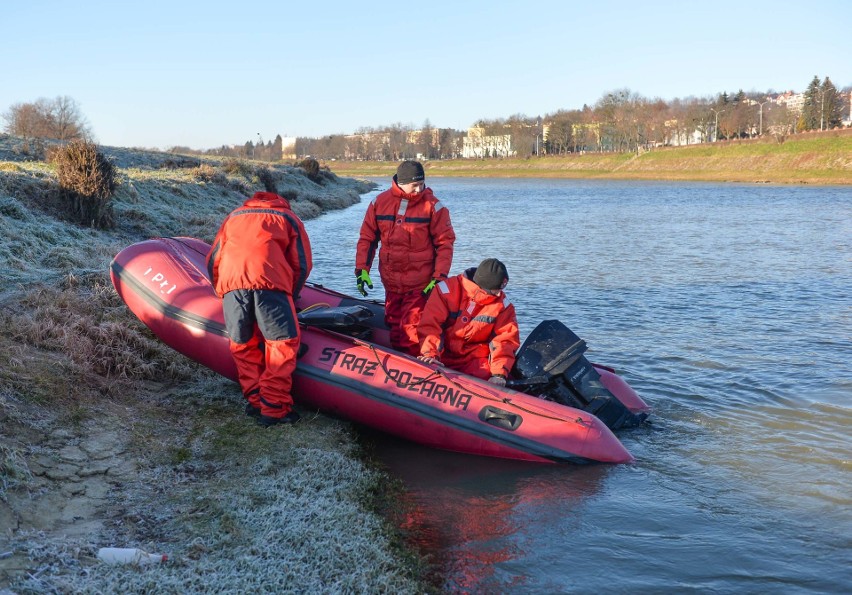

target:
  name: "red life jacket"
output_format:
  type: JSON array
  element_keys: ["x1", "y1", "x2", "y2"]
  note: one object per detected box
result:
[
  {"x1": 419, "y1": 271, "x2": 520, "y2": 377},
  {"x1": 207, "y1": 192, "x2": 312, "y2": 297},
  {"x1": 356, "y1": 178, "x2": 455, "y2": 293}
]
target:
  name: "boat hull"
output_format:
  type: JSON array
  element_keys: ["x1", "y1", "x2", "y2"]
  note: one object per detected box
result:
[{"x1": 110, "y1": 237, "x2": 638, "y2": 464}]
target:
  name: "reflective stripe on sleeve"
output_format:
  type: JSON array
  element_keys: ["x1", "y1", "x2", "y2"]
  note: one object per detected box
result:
[{"x1": 472, "y1": 315, "x2": 497, "y2": 323}]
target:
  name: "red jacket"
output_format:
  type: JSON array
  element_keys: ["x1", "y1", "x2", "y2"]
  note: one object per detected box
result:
[
  {"x1": 356, "y1": 178, "x2": 455, "y2": 293},
  {"x1": 207, "y1": 192, "x2": 312, "y2": 297},
  {"x1": 418, "y1": 270, "x2": 520, "y2": 377}
]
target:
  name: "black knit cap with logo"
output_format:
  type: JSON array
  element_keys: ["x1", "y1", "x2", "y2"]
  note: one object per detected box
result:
[
  {"x1": 473, "y1": 258, "x2": 509, "y2": 290},
  {"x1": 396, "y1": 160, "x2": 425, "y2": 184}
]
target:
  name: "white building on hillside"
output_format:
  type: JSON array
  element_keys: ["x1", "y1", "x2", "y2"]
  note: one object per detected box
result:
[
  {"x1": 462, "y1": 127, "x2": 514, "y2": 158},
  {"x1": 663, "y1": 119, "x2": 703, "y2": 145},
  {"x1": 775, "y1": 91, "x2": 805, "y2": 115}
]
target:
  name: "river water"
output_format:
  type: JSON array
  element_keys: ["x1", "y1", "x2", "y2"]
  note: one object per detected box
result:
[{"x1": 303, "y1": 178, "x2": 851, "y2": 594}]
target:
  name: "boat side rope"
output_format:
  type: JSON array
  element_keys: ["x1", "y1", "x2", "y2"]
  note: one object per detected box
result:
[
  {"x1": 365, "y1": 344, "x2": 442, "y2": 387},
  {"x1": 364, "y1": 344, "x2": 589, "y2": 427}
]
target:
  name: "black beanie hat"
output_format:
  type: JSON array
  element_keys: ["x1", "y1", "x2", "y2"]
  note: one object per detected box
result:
[
  {"x1": 396, "y1": 160, "x2": 425, "y2": 185},
  {"x1": 473, "y1": 258, "x2": 509, "y2": 290}
]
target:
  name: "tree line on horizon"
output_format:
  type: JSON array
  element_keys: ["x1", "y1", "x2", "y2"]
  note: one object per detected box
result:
[
  {"x1": 3, "y1": 76, "x2": 849, "y2": 161},
  {"x1": 294, "y1": 76, "x2": 848, "y2": 160}
]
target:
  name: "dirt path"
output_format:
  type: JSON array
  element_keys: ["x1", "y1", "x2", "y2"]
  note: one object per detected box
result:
[{"x1": 1, "y1": 388, "x2": 151, "y2": 586}]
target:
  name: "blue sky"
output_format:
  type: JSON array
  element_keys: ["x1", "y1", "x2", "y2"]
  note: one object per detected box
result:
[{"x1": 4, "y1": 0, "x2": 849, "y2": 150}]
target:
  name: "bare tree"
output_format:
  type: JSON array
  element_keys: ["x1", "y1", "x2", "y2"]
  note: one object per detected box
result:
[
  {"x1": 387, "y1": 124, "x2": 410, "y2": 160},
  {"x1": 345, "y1": 135, "x2": 365, "y2": 160},
  {"x1": 645, "y1": 99, "x2": 672, "y2": 147},
  {"x1": 505, "y1": 114, "x2": 537, "y2": 157},
  {"x1": 2, "y1": 96, "x2": 92, "y2": 141},
  {"x1": 418, "y1": 119, "x2": 434, "y2": 159},
  {"x1": 688, "y1": 98, "x2": 715, "y2": 143},
  {"x1": 595, "y1": 89, "x2": 645, "y2": 152},
  {"x1": 3, "y1": 102, "x2": 44, "y2": 138},
  {"x1": 436, "y1": 128, "x2": 451, "y2": 159},
  {"x1": 53, "y1": 96, "x2": 92, "y2": 140},
  {"x1": 543, "y1": 110, "x2": 576, "y2": 154},
  {"x1": 764, "y1": 103, "x2": 794, "y2": 137},
  {"x1": 728, "y1": 91, "x2": 752, "y2": 138}
]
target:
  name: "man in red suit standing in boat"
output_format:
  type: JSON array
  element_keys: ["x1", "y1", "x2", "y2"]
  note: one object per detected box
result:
[
  {"x1": 355, "y1": 160, "x2": 456, "y2": 355},
  {"x1": 418, "y1": 258, "x2": 520, "y2": 385},
  {"x1": 207, "y1": 191, "x2": 312, "y2": 427}
]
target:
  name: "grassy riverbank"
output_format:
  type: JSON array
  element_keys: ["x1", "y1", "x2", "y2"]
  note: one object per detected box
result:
[
  {"x1": 0, "y1": 134, "x2": 431, "y2": 592},
  {"x1": 325, "y1": 128, "x2": 852, "y2": 185}
]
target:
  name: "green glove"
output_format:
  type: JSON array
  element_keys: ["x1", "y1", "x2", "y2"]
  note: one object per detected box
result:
[
  {"x1": 422, "y1": 278, "x2": 438, "y2": 297},
  {"x1": 356, "y1": 269, "x2": 373, "y2": 297}
]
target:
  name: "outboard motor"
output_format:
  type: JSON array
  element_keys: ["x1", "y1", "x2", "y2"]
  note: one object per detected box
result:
[{"x1": 509, "y1": 320, "x2": 644, "y2": 430}]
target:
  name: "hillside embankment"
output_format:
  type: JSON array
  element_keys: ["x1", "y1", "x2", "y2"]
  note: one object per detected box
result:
[
  {"x1": 325, "y1": 128, "x2": 852, "y2": 184},
  {"x1": 0, "y1": 134, "x2": 432, "y2": 592}
]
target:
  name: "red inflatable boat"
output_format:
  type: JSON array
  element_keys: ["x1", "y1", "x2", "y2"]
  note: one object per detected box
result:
[{"x1": 110, "y1": 237, "x2": 650, "y2": 464}]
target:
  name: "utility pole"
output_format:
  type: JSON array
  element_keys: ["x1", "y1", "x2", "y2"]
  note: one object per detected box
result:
[
  {"x1": 757, "y1": 101, "x2": 768, "y2": 137},
  {"x1": 711, "y1": 108, "x2": 725, "y2": 142}
]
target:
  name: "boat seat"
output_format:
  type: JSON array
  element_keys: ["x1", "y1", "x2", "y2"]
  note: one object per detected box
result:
[{"x1": 297, "y1": 305, "x2": 374, "y2": 335}]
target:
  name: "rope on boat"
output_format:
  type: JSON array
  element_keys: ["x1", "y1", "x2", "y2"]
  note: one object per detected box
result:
[
  {"x1": 365, "y1": 344, "x2": 588, "y2": 426},
  {"x1": 366, "y1": 344, "x2": 442, "y2": 387}
]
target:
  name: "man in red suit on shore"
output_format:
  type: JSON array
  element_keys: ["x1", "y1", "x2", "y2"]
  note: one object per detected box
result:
[{"x1": 207, "y1": 191, "x2": 312, "y2": 426}]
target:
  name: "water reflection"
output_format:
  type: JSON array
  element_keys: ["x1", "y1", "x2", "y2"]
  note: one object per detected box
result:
[{"x1": 369, "y1": 432, "x2": 610, "y2": 592}]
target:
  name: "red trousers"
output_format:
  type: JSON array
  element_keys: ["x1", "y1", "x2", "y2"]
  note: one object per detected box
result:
[
  {"x1": 385, "y1": 290, "x2": 427, "y2": 356},
  {"x1": 442, "y1": 355, "x2": 492, "y2": 380},
  {"x1": 230, "y1": 331, "x2": 299, "y2": 416},
  {"x1": 223, "y1": 289, "x2": 299, "y2": 418}
]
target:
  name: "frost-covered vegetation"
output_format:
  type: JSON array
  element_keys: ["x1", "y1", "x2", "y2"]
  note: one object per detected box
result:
[{"x1": 0, "y1": 134, "x2": 430, "y2": 592}]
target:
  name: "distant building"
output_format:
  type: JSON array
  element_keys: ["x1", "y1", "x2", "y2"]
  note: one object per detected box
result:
[
  {"x1": 406, "y1": 128, "x2": 442, "y2": 146},
  {"x1": 571, "y1": 122, "x2": 602, "y2": 151},
  {"x1": 281, "y1": 136, "x2": 297, "y2": 160},
  {"x1": 774, "y1": 91, "x2": 805, "y2": 115},
  {"x1": 462, "y1": 127, "x2": 514, "y2": 158},
  {"x1": 663, "y1": 119, "x2": 703, "y2": 146},
  {"x1": 343, "y1": 131, "x2": 391, "y2": 160}
]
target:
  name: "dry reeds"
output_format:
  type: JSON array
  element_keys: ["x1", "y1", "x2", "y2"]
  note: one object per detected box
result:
[
  {"x1": 3, "y1": 279, "x2": 198, "y2": 384},
  {"x1": 222, "y1": 157, "x2": 252, "y2": 177},
  {"x1": 192, "y1": 163, "x2": 227, "y2": 185}
]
